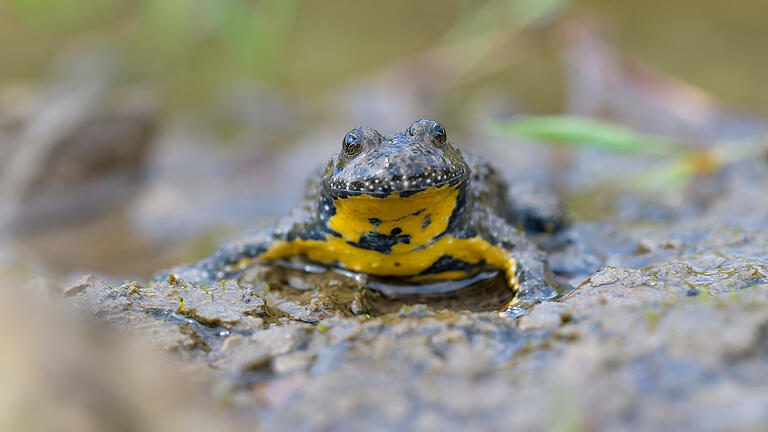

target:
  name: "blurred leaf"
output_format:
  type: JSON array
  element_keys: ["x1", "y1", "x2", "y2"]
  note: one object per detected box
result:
[
  {"x1": 495, "y1": 116, "x2": 768, "y2": 192},
  {"x1": 492, "y1": 115, "x2": 681, "y2": 156},
  {"x1": 224, "y1": 0, "x2": 302, "y2": 77},
  {"x1": 125, "y1": 0, "x2": 302, "y2": 102},
  {"x1": 136, "y1": 0, "x2": 193, "y2": 57},
  {"x1": 622, "y1": 158, "x2": 692, "y2": 190}
]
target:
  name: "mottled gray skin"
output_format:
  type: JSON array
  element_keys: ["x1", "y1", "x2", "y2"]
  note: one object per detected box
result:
[
  {"x1": 158, "y1": 120, "x2": 567, "y2": 307},
  {"x1": 324, "y1": 120, "x2": 467, "y2": 198}
]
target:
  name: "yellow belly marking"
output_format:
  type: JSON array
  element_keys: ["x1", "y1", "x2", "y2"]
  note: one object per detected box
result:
[
  {"x1": 233, "y1": 184, "x2": 520, "y2": 291},
  {"x1": 245, "y1": 235, "x2": 519, "y2": 291}
]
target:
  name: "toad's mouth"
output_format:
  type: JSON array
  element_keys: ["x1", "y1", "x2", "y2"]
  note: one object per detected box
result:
[{"x1": 325, "y1": 170, "x2": 467, "y2": 199}]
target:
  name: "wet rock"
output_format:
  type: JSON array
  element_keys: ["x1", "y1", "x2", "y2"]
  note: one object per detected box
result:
[
  {"x1": 518, "y1": 301, "x2": 573, "y2": 330},
  {"x1": 706, "y1": 264, "x2": 766, "y2": 293},
  {"x1": 635, "y1": 237, "x2": 682, "y2": 254},
  {"x1": 174, "y1": 282, "x2": 268, "y2": 329},
  {"x1": 272, "y1": 352, "x2": 315, "y2": 375},
  {"x1": 396, "y1": 303, "x2": 434, "y2": 318},
  {"x1": 251, "y1": 325, "x2": 313, "y2": 357},
  {"x1": 60, "y1": 273, "x2": 95, "y2": 298},
  {"x1": 132, "y1": 319, "x2": 208, "y2": 354},
  {"x1": 655, "y1": 262, "x2": 695, "y2": 280},
  {"x1": 228, "y1": 343, "x2": 272, "y2": 373},
  {"x1": 564, "y1": 267, "x2": 670, "y2": 307}
]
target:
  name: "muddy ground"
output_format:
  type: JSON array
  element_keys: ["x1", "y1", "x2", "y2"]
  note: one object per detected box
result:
[{"x1": 32, "y1": 151, "x2": 766, "y2": 431}]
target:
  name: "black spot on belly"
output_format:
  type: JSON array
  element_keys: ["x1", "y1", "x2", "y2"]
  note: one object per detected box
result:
[
  {"x1": 390, "y1": 227, "x2": 402, "y2": 235},
  {"x1": 418, "y1": 254, "x2": 482, "y2": 275},
  {"x1": 368, "y1": 218, "x2": 381, "y2": 226},
  {"x1": 422, "y1": 214, "x2": 431, "y2": 229},
  {"x1": 349, "y1": 230, "x2": 411, "y2": 254},
  {"x1": 395, "y1": 208, "x2": 425, "y2": 221}
]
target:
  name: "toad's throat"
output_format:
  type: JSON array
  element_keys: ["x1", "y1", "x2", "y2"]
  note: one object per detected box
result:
[{"x1": 328, "y1": 183, "x2": 461, "y2": 254}]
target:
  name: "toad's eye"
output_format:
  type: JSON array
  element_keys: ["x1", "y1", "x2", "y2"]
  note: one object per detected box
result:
[
  {"x1": 429, "y1": 122, "x2": 447, "y2": 146},
  {"x1": 342, "y1": 126, "x2": 381, "y2": 159},
  {"x1": 342, "y1": 131, "x2": 364, "y2": 158},
  {"x1": 408, "y1": 119, "x2": 447, "y2": 147}
]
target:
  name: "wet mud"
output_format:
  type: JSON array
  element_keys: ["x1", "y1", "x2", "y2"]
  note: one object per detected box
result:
[{"x1": 65, "y1": 154, "x2": 768, "y2": 430}]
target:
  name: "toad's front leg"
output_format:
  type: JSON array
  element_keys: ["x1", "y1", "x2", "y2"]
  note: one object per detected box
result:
[
  {"x1": 154, "y1": 206, "x2": 327, "y2": 284},
  {"x1": 465, "y1": 207, "x2": 559, "y2": 308}
]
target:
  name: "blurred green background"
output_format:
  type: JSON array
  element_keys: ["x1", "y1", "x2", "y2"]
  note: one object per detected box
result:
[{"x1": 2, "y1": 0, "x2": 767, "y2": 115}]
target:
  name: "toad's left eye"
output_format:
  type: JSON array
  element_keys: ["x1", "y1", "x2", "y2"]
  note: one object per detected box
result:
[
  {"x1": 429, "y1": 122, "x2": 446, "y2": 146},
  {"x1": 407, "y1": 119, "x2": 447, "y2": 147}
]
